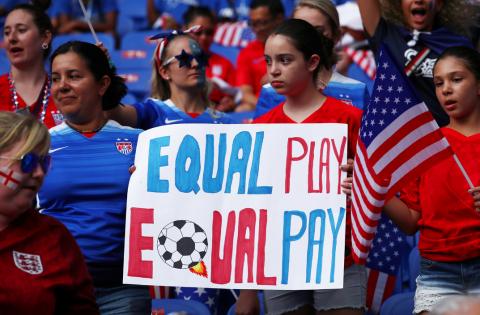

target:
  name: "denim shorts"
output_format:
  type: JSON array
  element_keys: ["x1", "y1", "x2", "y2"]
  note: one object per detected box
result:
[
  {"x1": 95, "y1": 285, "x2": 151, "y2": 315},
  {"x1": 414, "y1": 257, "x2": 480, "y2": 314},
  {"x1": 263, "y1": 264, "x2": 367, "y2": 315}
]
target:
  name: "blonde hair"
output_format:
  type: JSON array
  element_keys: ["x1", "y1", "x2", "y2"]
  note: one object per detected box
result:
[
  {"x1": 294, "y1": 0, "x2": 341, "y2": 42},
  {"x1": 380, "y1": 0, "x2": 480, "y2": 39},
  {"x1": 150, "y1": 35, "x2": 211, "y2": 106},
  {"x1": 0, "y1": 112, "x2": 50, "y2": 158}
]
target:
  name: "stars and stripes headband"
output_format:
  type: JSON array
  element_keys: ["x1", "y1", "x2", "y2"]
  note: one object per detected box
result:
[{"x1": 152, "y1": 25, "x2": 202, "y2": 71}]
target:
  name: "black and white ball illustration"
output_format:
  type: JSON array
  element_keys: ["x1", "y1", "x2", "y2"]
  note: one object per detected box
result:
[{"x1": 157, "y1": 220, "x2": 208, "y2": 269}]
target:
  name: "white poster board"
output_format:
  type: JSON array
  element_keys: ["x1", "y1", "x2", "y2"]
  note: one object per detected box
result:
[{"x1": 123, "y1": 123, "x2": 348, "y2": 290}]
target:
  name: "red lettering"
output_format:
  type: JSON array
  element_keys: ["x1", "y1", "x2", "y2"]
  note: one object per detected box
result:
[
  {"x1": 285, "y1": 137, "x2": 308, "y2": 193},
  {"x1": 308, "y1": 141, "x2": 321, "y2": 193},
  {"x1": 319, "y1": 138, "x2": 330, "y2": 193},
  {"x1": 128, "y1": 207, "x2": 154, "y2": 278},
  {"x1": 211, "y1": 211, "x2": 236, "y2": 284},
  {"x1": 332, "y1": 136, "x2": 347, "y2": 194},
  {"x1": 235, "y1": 208, "x2": 256, "y2": 283},
  {"x1": 256, "y1": 209, "x2": 277, "y2": 285}
]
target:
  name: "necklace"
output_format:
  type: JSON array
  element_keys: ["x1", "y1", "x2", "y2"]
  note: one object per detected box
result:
[
  {"x1": 8, "y1": 72, "x2": 50, "y2": 123},
  {"x1": 65, "y1": 119, "x2": 108, "y2": 134}
]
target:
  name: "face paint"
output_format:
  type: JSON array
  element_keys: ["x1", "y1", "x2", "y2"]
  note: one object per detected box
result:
[
  {"x1": 0, "y1": 166, "x2": 22, "y2": 190},
  {"x1": 189, "y1": 39, "x2": 207, "y2": 86}
]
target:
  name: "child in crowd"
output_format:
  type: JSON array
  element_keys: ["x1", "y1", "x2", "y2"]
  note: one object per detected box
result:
[
  {"x1": 237, "y1": 19, "x2": 365, "y2": 315},
  {"x1": 381, "y1": 46, "x2": 480, "y2": 315},
  {"x1": 357, "y1": 0, "x2": 477, "y2": 127}
]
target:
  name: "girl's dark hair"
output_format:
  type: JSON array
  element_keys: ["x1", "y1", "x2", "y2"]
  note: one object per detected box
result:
[
  {"x1": 50, "y1": 41, "x2": 127, "y2": 110},
  {"x1": 9, "y1": 0, "x2": 53, "y2": 59},
  {"x1": 435, "y1": 46, "x2": 480, "y2": 81},
  {"x1": 183, "y1": 5, "x2": 216, "y2": 26},
  {"x1": 270, "y1": 19, "x2": 336, "y2": 80}
]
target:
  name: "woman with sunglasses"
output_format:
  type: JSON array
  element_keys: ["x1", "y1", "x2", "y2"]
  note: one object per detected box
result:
[
  {"x1": 109, "y1": 29, "x2": 232, "y2": 129},
  {"x1": 0, "y1": 1, "x2": 64, "y2": 129},
  {"x1": 37, "y1": 41, "x2": 150, "y2": 314},
  {"x1": 0, "y1": 111, "x2": 99, "y2": 314},
  {"x1": 183, "y1": 6, "x2": 238, "y2": 112}
]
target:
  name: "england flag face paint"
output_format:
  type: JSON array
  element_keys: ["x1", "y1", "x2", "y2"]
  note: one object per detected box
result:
[{"x1": 0, "y1": 166, "x2": 22, "y2": 190}]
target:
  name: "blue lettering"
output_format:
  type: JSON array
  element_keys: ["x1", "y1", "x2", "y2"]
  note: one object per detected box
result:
[
  {"x1": 203, "y1": 134, "x2": 226, "y2": 193},
  {"x1": 247, "y1": 132, "x2": 273, "y2": 194},
  {"x1": 328, "y1": 207, "x2": 345, "y2": 283},
  {"x1": 147, "y1": 136, "x2": 170, "y2": 192},
  {"x1": 306, "y1": 209, "x2": 326, "y2": 284},
  {"x1": 281, "y1": 211, "x2": 307, "y2": 284},
  {"x1": 225, "y1": 131, "x2": 251, "y2": 194},
  {"x1": 175, "y1": 135, "x2": 201, "y2": 194}
]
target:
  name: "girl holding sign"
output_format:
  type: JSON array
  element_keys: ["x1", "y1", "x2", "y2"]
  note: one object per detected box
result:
[
  {"x1": 237, "y1": 19, "x2": 365, "y2": 315},
  {"x1": 379, "y1": 46, "x2": 480, "y2": 314}
]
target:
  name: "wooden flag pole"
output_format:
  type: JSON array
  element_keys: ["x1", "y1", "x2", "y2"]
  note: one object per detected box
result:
[{"x1": 453, "y1": 154, "x2": 474, "y2": 189}]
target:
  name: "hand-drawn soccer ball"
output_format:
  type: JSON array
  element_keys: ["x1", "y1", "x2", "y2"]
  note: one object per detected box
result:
[{"x1": 157, "y1": 220, "x2": 208, "y2": 269}]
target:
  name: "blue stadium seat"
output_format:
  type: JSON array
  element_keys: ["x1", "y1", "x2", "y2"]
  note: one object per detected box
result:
[
  {"x1": 118, "y1": 68, "x2": 151, "y2": 100},
  {"x1": 120, "y1": 30, "x2": 160, "y2": 54},
  {"x1": 379, "y1": 292, "x2": 415, "y2": 315},
  {"x1": 151, "y1": 298, "x2": 210, "y2": 315},
  {"x1": 0, "y1": 52, "x2": 10, "y2": 74},
  {"x1": 210, "y1": 43, "x2": 241, "y2": 67},
  {"x1": 409, "y1": 246, "x2": 420, "y2": 291},
  {"x1": 117, "y1": 0, "x2": 148, "y2": 35},
  {"x1": 121, "y1": 92, "x2": 138, "y2": 105},
  {"x1": 51, "y1": 33, "x2": 115, "y2": 52},
  {"x1": 110, "y1": 50, "x2": 152, "y2": 71}
]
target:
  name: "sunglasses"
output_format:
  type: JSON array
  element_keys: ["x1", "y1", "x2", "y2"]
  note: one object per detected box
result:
[
  {"x1": 162, "y1": 49, "x2": 209, "y2": 68},
  {"x1": 0, "y1": 152, "x2": 51, "y2": 173}
]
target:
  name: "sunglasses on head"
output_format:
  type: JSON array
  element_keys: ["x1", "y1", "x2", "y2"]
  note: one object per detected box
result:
[
  {"x1": 0, "y1": 152, "x2": 51, "y2": 173},
  {"x1": 162, "y1": 49, "x2": 209, "y2": 68}
]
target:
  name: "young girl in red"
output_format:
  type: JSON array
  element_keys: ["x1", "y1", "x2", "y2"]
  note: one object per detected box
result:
[
  {"x1": 383, "y1": 46, "x2": 480, "y2": 314},
  {"x1": 237, "y1": 18, "x2": 365, "y2": 315}
]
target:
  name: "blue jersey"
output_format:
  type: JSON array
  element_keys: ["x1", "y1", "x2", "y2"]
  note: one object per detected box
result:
[
  {"x1": 254, "y1": 71, "x2": 370, "y2": 118},
  {"x1": 51, "y1": 0, "x2": 118, "y2": 23},
  {"x1": 154, "y1": 0, "x2": 219, "y2": 26},
  {"x1": 38, "y1": 121, "x2": 141, "y2": 286},
  {"x1": 216, "y1": 0, "x2": 295, "y2": 21},
  {"x1": 133, "y1": 98, "x2": 234, "y2": 130}
]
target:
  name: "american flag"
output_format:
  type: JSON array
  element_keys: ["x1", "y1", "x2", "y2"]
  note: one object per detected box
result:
[
  {"x1": 351, "y1": 45, "x2": 452, "y2": 264},
  {"x1": 213, "y1": 21, "x2": 254, "y2": 47},
  {"x1": 343, "y1": 46, "x2": 377, "y2": 80},
  {"x1": 366, "y1": 213, "x2": 409, "y2": 314}
]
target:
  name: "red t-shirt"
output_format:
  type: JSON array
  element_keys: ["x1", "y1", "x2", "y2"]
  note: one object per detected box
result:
[
  {"x1": 0, "y1": 210, "x2": 99, "y2": 314},
  {"x1": 235, "y1": 40, "x2": 266, "y2": 96},
  {"x1": 0, "y1": 73, "x2": 63, "y2": 129},
  {"x1": 207, "y1": 52, "x2": 236, "y2": 103},
  {"x1": 400, "y1": 127, "x2": 480, "y2": 262},
  {"x1": 254, "y1": 97, "x2": 363, "y2": 267}
]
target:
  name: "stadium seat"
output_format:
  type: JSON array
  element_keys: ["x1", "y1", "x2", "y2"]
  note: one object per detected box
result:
[
  {"x1": 409, "y1": 246, "x2": 420, "y2": 291},
  {"x1": 121, "y1": 93, "x2": 138, "y2": 105},
  {"x1": 151, "y1": 298, "x2": 210, "y2": 315},
  {"x1": 120, "y1": 30, "x2": 160, "y2": 54},
  {"x1": 379, "y1": 291, "x2": 415, "y2": 315},
  {"x1": 0, "y1": 52, "x2": 9, "y2": 74},
  {"x1": 51, "y1": 33, "x2": 115, "y2": 52},
  {"x1": 210, "y1": 43, "x2": 241, "y2": 66},
  {"x1": 117, "y1": 68, "x2": 151, "y2": 100},
  {"x1": 117, "y1": 0, "x2": 148, "y2": 35},
  {"x1": 110, "y1": 50, "x2": 152, "y2": 71}
]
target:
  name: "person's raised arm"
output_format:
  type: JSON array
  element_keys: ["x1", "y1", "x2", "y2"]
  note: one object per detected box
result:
[{"x1": 356, "y1": 0, "x2": 382, "y2": 37}]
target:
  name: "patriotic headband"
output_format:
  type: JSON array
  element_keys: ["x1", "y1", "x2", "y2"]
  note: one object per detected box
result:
[{"x1": 152, "y1": 25, "x2": 202, "y2": 71}]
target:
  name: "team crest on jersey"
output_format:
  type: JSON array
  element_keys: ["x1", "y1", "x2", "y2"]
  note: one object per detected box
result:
[
  {"x1": 51, "y1": 110, "x2": 64, "y2": 126},
  {"x1": 13, "y1": 251, "x2": 43, "y2": 275},
  {"x1": 116, "y1": 139, "x2": 133, "y2": 155}
]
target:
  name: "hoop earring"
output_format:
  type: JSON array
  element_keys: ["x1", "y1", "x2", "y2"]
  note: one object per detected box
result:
[{"x1": 42, "y1": 43, "x2": 49, "y2": 50}]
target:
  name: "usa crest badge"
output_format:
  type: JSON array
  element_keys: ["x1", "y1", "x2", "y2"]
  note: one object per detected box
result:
[
  {"x1": 116, "y1": 139, "x2": 133, "y2": 155},
  {"x1": 13, "y1": 251, "x2": 43, "y2": 275}
]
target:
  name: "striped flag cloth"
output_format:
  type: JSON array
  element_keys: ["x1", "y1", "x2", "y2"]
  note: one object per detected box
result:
[
  {"x1": 213, "y1": 21, "x2": 253, "y2": 47},
  {"x1": 366, "y1": 213, "x2": 409, "y2": 314},
  {"x1": 351, "y1": 45, "x2": 452, "y2": 264},
  {"x1": 343, "y1": 46, "x2": 377, "y2": 80}
]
